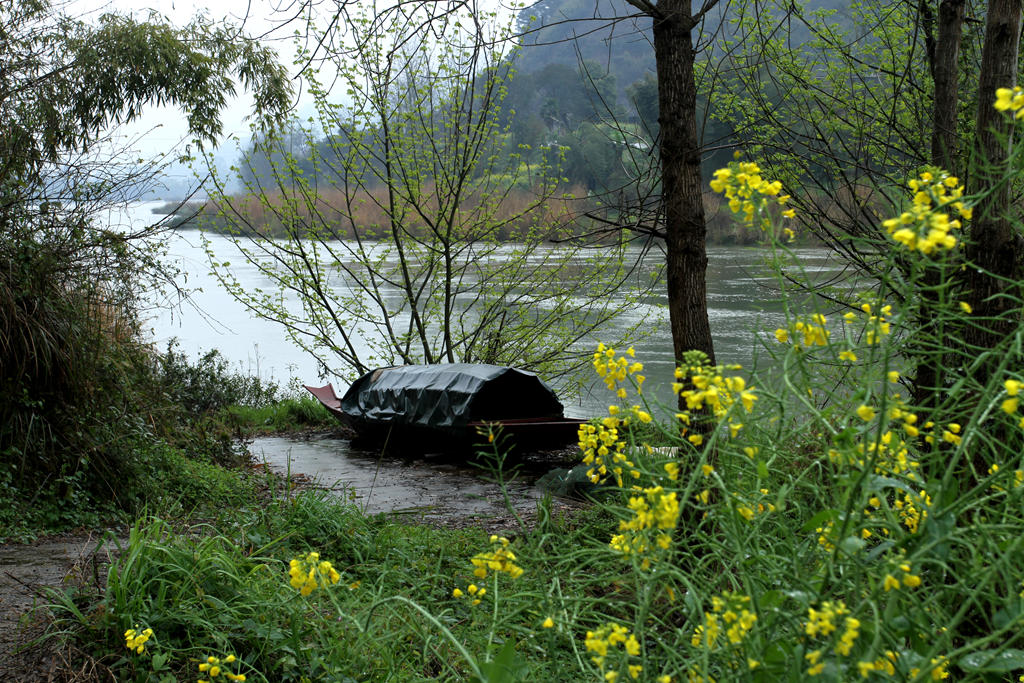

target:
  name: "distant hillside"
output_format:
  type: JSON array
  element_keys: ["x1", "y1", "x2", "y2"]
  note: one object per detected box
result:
[
  {"x1": 503, "y1": 0, "x2": 735, "y2": 188},
  {"x1": 234, "y1": 0, "x2": 863, "y2": 204},
  {"x1": 513, "y1": 0, "x2": 655, "y2": 104}
]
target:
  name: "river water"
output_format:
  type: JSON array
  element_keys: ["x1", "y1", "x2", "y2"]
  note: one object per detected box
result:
[
  {"x1": 125, "y1": 201, "x2": 848, "y2": 516},
  {"x1": 137, "y1": 202, "x2": 847, "y2": 415}
]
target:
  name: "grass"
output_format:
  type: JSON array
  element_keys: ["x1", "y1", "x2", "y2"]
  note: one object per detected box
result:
[
  {"x1": 48, "y1": 489, "x2": 608, "y2": 681},
  {"x1": 226, "y1": 396, "x2": 337, "y2": 435},
  {"x1": 35, "y1": 126, "x2": 1024, "y2": 680}
]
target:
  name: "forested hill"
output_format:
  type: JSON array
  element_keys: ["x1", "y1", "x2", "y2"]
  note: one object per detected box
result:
[
  {"x1": 234, "y1": 0, "x2": 858, "y2": 198},
  {"x1": 505, "y1": 0, "x2": 857, "y2": 127},
  {"x1": 512, "y1": 0, "x2": 654, "y2": 104},
  {"x1": 500, "y1": 0, "x2": 732, "y2": 190}
]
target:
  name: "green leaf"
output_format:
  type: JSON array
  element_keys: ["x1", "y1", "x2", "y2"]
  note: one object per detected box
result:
[
  {"x1": 959, "y1": 649, "x2": 1024, "y2": 673},
  {"x1": 832, "y1": 426, "x2": 857, "y2": 449},
  {"x1": 838, "y1": 536, "x2": 866, "y2": 555},
  {"x1": 993, "y1": 599, "x2": 1024, "y2": 629},
  {"x1": 469, "y1": 639, "x2": 527, "y2": 683},
  {"x1": 762, "y1": 639, "x2": 790, "y2": 665},
  {"x1": 151, "y1": 652, "x2": 168, "y2": 671},
  {"x1": 888, "y1": 616, "x2": 911, "y2": 634},
  {"x1": 865, "y1": 474, "x2": 907, "y2": 491},
  {"x1": 802, "y1": 509, "x2": 838, "y2": 534},
  {"x1": 758, "y1": 589, "x2": 783, "y2": 609}
]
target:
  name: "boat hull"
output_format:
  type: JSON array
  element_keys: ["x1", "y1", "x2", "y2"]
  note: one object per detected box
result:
[{"x1": 305, "y1": 364, "x2": 587, "y2": 453}]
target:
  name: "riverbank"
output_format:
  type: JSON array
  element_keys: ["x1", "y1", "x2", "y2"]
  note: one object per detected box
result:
[
  {"x1": 153, "y1": 194, "x2": 818, "y2": 247},
  {"x1": 0, "y1": 448, "x2": 591, "y2": 681}
]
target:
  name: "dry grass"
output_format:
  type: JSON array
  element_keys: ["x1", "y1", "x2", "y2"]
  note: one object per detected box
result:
[
  {"x1": 197, "y1": 183, "x2": 591, "y2": 242},
  {"x1": 185, "y1": 183, "x2": 822, "y2": 246}
]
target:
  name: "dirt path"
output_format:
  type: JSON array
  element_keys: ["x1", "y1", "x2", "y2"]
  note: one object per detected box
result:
[{"x1": 0, "y1": 531, "x2": 124, "y2": 682}]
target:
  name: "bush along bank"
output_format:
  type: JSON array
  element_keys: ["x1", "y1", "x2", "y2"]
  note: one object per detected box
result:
[
  {"x1": 41, "y1": 92, "x2": 1024, "y2": 682},
  {"x1": 0, "y1": 335, "x2": 304, "y2": 542}
]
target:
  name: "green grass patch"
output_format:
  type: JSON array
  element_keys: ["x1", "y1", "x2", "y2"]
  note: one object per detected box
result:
[
  {"x1": 49, "y1": 490, "x2": 613, "y2": 681},
  {"x1": 225, "y1": 396, "x2": 336, "y2": 435}
]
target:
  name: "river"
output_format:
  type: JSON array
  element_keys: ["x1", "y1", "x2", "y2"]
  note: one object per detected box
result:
[
  {"x1": 116, "y1": 200, "x2": 849, "y2": 518},
  {"x1": 132, "y1": 201, "x2": 848, "y2": 417}
]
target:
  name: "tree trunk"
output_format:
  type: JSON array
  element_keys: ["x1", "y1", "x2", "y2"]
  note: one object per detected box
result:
[
  {"x1": 651, "y1": 0, "x2": 717, "y2": 372},
  {"x1": 964, "y1": 0, "x2": 1022, "y2": 354},
  {"x1": 932, "y1": 0, "x2": 966, "y2": 171},
  {"x1": 915, "y1": 0, "x2": 966, "y2": 407}
]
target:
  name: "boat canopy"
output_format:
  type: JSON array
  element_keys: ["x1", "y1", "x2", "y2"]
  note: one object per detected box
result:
[{"x1": 339, "y1": 363, "x2": 565, "y2": 430}]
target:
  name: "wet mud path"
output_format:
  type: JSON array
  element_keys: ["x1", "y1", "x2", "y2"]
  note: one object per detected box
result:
[
  {"x1": 248, "y1": 434, "x2": 573, "y2": 527},
  {"x1": 0, "y1": 531, "x2": 124, "y2": 681}
]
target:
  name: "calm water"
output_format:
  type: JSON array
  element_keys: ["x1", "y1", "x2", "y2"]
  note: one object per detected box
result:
[
  {"x1": 249, "y1": 435, "x2": 550, "y2": 521},
  {"x1": 131, "y1": 201, "x2": 848, "y2": 417},
  {"x1": 113, "y1": 200, "x2": 852, "y2": 511}
]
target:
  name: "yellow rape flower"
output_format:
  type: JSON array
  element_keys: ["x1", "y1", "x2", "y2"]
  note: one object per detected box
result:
[
  {"x1": 470, "y1": 535, "x2": 524, "y2": 580},
  {"x1": 288, "y1": 551, "x2": 341, "y2": 596},
  {"x1": 805, "y1": 649, "x2": 825, "y2": 676},
  {"x1": 198, "y1": 654, "x2": 247, "y2": 682},
  {"x1": 835, "y1": 617, "x2": 860, "y2": 656},
  {"x1": 805, "y1": 601, "x2": 848, "y2": 637},
  {"x1": 883, "y1": 170, "x2": 970, "y2": 256},
  {"x1": 585, "y1": 623, "x2": 641, "y2": 672},
  {"x1": 995, "y1": 86, "x2": 1024, "y2": 116},
  {"x1": 710, "y1": 160, "x2": 792, "y2": 233},
  {"x1": 124, "y1": 626, "x2": 153, "y2": 655}
]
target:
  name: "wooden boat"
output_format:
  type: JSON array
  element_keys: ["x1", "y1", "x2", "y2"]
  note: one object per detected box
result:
[{"x1": 305, "y1": 363, "x2": 587, "y2": 453}]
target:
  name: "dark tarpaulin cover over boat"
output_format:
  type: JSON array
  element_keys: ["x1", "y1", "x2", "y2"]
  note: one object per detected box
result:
[{"x1": 340, "y1": 363, "x2": 565, "y2": 431}]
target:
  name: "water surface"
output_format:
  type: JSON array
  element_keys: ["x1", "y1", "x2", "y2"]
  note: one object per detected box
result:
[{"x1": 250, "y1": 435, "x2": 561, "y2": 523}]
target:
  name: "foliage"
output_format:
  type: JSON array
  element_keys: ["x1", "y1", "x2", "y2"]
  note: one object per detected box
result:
[
  {"x1": 157, "y1": 342, "x2": 281, "y2": 415},
  {"x1": 711, "y1": 0, "x2": 984, "y2": 262},
  {"x1": 48, "y1": 95, "x2": 1024, "y2": 681},
  {"x1": 0, "y1": 0, "x2": 290, "y2": 536},
  {"x1": 0, "y1": 341, "x2": 273, "y2": 540},
  {"x1": 0, "y1": 0, "x2": 289, "y2": 194},
  {"x1": 225, "y1": 396, "x2": 335, "y2": 435},
  {"x1": 204, "y1": 1, "x2": 654, "y2": 391}
]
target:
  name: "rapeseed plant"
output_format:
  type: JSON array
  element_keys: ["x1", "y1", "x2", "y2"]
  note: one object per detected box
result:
[
  {"x1": 69, "y1": 86, "x2": 1024, "y2": 683},
  {"x1": 584, "y1": 622, "x2": 642, "y2": 680},
  {"x1": 881, "y1": 170, "x2": 971, "y2": 256},
  {"x1": 198, "y1": 654, "x2": 247, "y2": 682},
  {"x1": 288, "y1": 550, "x2": 341, "y2": 596},
  {"x1": 470, "y1": 535, "x2": 524, "y2": 580},
  {"x1": 609, "y1": 485, "x2": 680, "y2": 570},
  {"x1": 710, "y1": 156, "x2": 796, "y2": 238},
  {"x1": 124, "y1": 626, "x2": 153, "y2": 654}
]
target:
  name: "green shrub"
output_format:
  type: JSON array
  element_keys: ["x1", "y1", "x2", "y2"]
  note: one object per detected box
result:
[{"x1": 226, "y1": 396, "x2": 334, "y2": 435}]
